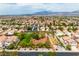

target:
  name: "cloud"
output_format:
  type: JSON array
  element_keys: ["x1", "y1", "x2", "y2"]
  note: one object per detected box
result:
[
  {"x1": 0, "y1": 3, "x2": 79, "y2": 15},
  {"x1": 18, "y1": 3, "x2": 63, "y2": 11}
]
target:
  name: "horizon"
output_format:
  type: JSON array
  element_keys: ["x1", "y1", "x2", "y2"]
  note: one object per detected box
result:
[{"x1": 0, "y1": 3, "x2": 79, "y2": 15}]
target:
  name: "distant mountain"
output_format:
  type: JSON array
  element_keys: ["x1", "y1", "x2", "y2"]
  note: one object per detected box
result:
[
  {"x1": 31, "y1": 10, "x2": 79, "y2": 16},
  {"x1": 72, "y1": 10, "x2": 79, "y2": 13},
  {"x1": 34, "y1": 11, "x2": 53, "y2": 15},
  {"x1": 1, "y1": 10, "x2": 79, "y2": 16},
  {"x1": 29, "y1": 11, "x2": 68, "y2": 16},
  {"x1": 31, "y1": 11, "x2": 71, "y2": 16}
]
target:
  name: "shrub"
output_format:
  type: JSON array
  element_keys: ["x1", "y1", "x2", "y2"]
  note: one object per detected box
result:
[{"x1": 65, "y1": 44, "x2": 71, "y2": 50}]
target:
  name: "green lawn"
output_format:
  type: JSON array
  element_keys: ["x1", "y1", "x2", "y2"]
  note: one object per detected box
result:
[{"x1": 14, "y1": 32, "x2": 51, "y2": 48}]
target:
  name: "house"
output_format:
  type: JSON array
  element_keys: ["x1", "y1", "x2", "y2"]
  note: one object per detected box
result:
[
  {"x1": 73, "y1": 30, "x2": 79, "y2": 38},
  {"x1": 45, "y1": 26, "x2": 49, "y2": 31},
  {"x1": 0, "y1": 35, "x2": 6, "y2": 48},
  {"x1": 75, "y1": 39, "x2": 79, "y2": 49},
  {"x1": 40, "y1": 26, "x2": 45, "y2": 31},
  {"x1": 6, "y1": 36, "x2": 18, "y2": 42},
  {"x1": 63, "y1": 30, "x2": 71, "y2": 37},
  {"x1": 0, "y1": 35, "x2": 18, "y2": 48},
  {"x1": 56, "y1": 30, "x2": 64, "y2": 36},
  {"x1": 7, "y1": 32, "x2": 14, "y2": 35},
  {"x1": 62, "y1": 36, "x2": 72, "y2": 45}
]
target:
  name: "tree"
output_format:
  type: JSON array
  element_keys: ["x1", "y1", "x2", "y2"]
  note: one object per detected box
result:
[
  {"x1": 32, "y1": 33, "x2": 45, "y2": 40},
  {"x1": 32, "y1": 33, "x2": 39, "y2": 40},
  {"x1": 7, "y1": 44, "x2": 15, "y2": 49},
  {"x1": 58, "y1": 26, "x2": 64, "y2": 31},
  {"x1": 27, "y1": 26, "x2": 32, "y2": 31},
  {"x1": 59, "y1": 42, "x2": 65, "y2": 48},
  {"x1": 48, "y1": 51, "x2": 56, "y2": 56},
  {"x1": 65, "y1": 44, "x2": 71, "y2": 50},
  {"x1": 44, "y1": 41, "x2": 51, "y2": 49},
  {"x1": 19, "y1": 39, "x2": 27, "y2": 47},
  {"x1": 17, "y1": 33, "x2": 25, "y2": 41},
  {"x1": 2, "y1": 27, "x2": 8, "y2": 30},
  {"x1": 72, "y1": 26, "x2": 77, "y2": 32},
  {"x1": 37, "y1": 43, "x2": 45, "y2": 48},
  {"x1": 19, "y1": 32, "x2": 33, "y2": 47}
]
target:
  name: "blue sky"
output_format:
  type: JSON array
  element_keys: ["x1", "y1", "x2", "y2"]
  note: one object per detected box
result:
[{"x1": 0, "y1": 3, "x2": 79, "y2": 15}]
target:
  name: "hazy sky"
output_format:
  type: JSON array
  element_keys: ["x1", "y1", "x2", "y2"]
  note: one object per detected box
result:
[{"x1": 0, "y1": 3, "x2": 79, "y2": 15}]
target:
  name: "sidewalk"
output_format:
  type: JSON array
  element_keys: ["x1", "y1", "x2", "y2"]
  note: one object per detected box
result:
[{"x1": 0, "y1": 48, "x2": 79, "y2": 52}]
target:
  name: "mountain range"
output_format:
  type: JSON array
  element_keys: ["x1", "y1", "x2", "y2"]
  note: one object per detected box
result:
[
  {"x1": 1, "y1": 10, "x2": 79, "y2": 16},
  {"x1": 21, "y1": 10, "x2": 79, "y2": 16}
]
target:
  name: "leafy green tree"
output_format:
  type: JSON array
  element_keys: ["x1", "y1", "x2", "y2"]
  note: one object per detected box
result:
[
  {"x1": 65, "y1": 44, "x2": 71, "y2": 50},
  {"x1": 19, "y1": 39, "x2": 27, "y2": 47},
  {"x1": 32, "y1": 33, "x2": 45, "y2": 40},
  {"x1": 7, "y1": 44, "x2": 15, "y2": 49},
  {"x1": 17, "y1": 33, "x2": 25, "y2": 41},
  {"x1": 58, "y1": 26, "x2": 64, "y2": 31},
  {"x1": 48, "y1": 52, "x2": 56, "y2": 56},
  {"x1": 27, "y1": 26, "x2": 32, "y2": 31},
  {"x1": 32, "y1": 33, "x2": 39, "y2": 40},
  {"x1": 19, "y1": 32, "x2": 33, "y2": 47},
  {"x1": 44, "y1": 42, "x2": 51, "y2": 49},
  {"x1": 37, "y1": 43, "x2": 45, "y2": 48}
]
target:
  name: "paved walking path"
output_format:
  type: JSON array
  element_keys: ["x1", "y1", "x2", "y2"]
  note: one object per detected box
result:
[{"x1": 0, "y1": 49, "x2": 79, "y2": 52}]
